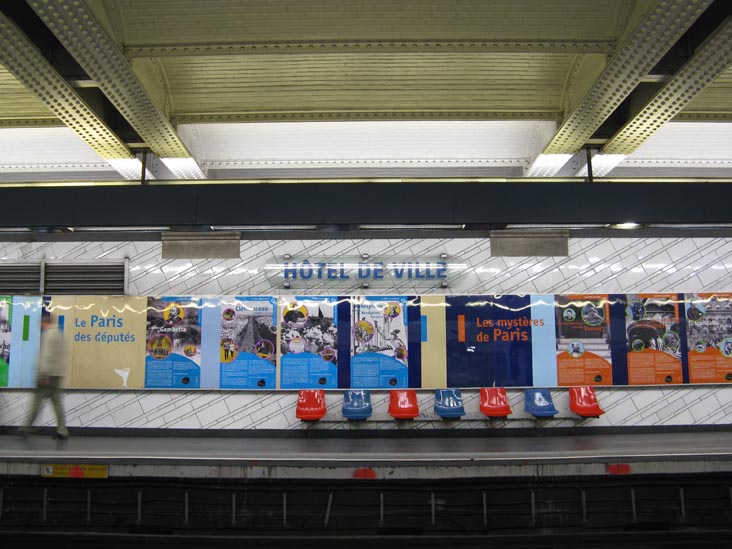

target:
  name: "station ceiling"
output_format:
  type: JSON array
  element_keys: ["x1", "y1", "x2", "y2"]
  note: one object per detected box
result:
[{"x1": 0, "y1": 0, "x2": 731, "y2": 232}]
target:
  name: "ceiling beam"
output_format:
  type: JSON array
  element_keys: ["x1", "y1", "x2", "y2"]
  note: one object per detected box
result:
[
  {"x1": 603, "y1": 17, "x2": 732, "y2": 154},
  {"x1": 0, "y1": 11, "x2": 143, "y2": 179},
  {"x1": 543, "y1": 0, "x2": 713, "y2": 155},
  {"x1": 27, "y1": 0, "x2": 205, "y2": 179},
  {"x1": 124, "y1": 39, "x2": 616, "y2": 58}
]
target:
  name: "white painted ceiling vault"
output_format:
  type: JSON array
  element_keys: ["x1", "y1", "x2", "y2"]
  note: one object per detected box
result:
[{"x1": 0, "y1": 0, "x2": 731, "y2": 184}]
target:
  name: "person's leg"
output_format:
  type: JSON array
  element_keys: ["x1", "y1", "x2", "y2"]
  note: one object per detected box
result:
[
  {"x1": 19, "y1": 383, "x2": 49, "y2": 435},
  {"x1": 48, "y1": 376, "x2": 68, "y2": 438}
]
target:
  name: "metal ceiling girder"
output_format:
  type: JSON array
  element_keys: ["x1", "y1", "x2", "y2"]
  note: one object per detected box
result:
[
  {"x1": 27, "y1": 0, "x2": 202, "y2": 175},
  {"x1": 604, "y1": 16, "x2": 732, "y2": 155},
  {"x1": 124, "y1": 39, "x2": 616, "y2": 58},
  {"x1": 544, "y1": 0, "x2": 714, "y2": 155},
  {"x1": 0, "y1": 11, "x2": 134, "y2": 161}
]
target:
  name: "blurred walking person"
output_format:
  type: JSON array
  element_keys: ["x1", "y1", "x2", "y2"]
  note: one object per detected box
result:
[{"x1": 20, "y1": 307, "x2": 69, "y2": 440}]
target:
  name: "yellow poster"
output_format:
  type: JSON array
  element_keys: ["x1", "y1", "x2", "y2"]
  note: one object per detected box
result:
[{"x1": 68, "y1": 296, "x2": 147, "y2": 388}]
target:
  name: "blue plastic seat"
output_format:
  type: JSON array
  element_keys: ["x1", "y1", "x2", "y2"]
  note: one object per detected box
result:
[
  {"x1": 434, "y1": 388, "x2": 465, "y2": 419},
  {"x1": 342, "y1": 389, "x2": 372, "y2": 420},
  {"x1": 524, "y1": 388, "x2": 558, "y2": 418}
]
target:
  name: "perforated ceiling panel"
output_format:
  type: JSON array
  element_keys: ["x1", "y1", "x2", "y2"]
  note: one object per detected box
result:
[
  {"x1": 0, "y1": 11, "x2": 133, "y2": 160},
  {"x1": 0, "y1": 66, "x2": 57, "y2": 125},
  {"x1": 604, "y1": 17, "x2": 732, "y2": 154},
  {"x1": 544, "y1": 0, "x2": 713, "y2": 154},
  {"x1": 680, "y1": 66, "x2": 732, "y2": 120},
  {"x1": 27, "y1": 0, "x2": 194, "y2": 160}
]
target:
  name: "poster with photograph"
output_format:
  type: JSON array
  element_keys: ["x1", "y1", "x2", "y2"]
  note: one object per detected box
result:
[
  {"x1": 0, "y1": 296, "x2": 11, "y2": 387},
  {"x1": 280, "y1": 296, "x2": 338, "y2": 388},
  {"x1": 625, "y1": 294, "x2": 682, "y2": 384},
  {"x1": 555, "y1": 295, "x2": 613, "y2": 385},
  {"x1": 351, "y1": 296, "x2": 409, "y2": 388},
  {"x1": 219, "y1": 296, "x2": 277, "y2": 389},
  {"x1": 685, "y1": 293, "x2": 732, "y2": 383},
  {"x1": 145, "y1": 297, "x2": 202, "y2": 388}
]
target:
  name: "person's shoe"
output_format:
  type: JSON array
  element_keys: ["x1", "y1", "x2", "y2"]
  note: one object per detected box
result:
[
  {"x1": 16, "y1": 427, "x2": 30, "y2": 438},
  {"x1": 53, "y1": 430, "x2": 69, "y2": 441}
]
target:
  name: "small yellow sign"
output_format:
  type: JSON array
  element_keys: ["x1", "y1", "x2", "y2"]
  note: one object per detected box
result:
[{"x1": 40, "y1": 464, "x2": 109, "y2": 479}]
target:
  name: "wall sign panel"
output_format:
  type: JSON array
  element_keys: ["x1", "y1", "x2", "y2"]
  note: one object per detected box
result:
[
  {"x1": 350, "y1": 296, "x2": 410, "y2": 388},
  {"x1": 145, "y1": 297, "x2": 202, "y2": 389},
  {"x1": 685, "y1": 293, "x2": 732, "y2": 383},
  {"x1": 555, "y1": 295, "x2": 613, "y2": 386},
  {"x1": 219, "y1": 297, "x2": 278, "y2": 389},
  {"x1": 280, "y1": 296, "x2": 338, "y2": 389},
  {"x1": 625, "y1": 294, "x2": 682, "y2": 385}
]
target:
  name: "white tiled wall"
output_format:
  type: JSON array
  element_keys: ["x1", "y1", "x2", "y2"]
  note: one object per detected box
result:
[{"x1": 1, "y1": 236, "x2": 731, "y2": 431}]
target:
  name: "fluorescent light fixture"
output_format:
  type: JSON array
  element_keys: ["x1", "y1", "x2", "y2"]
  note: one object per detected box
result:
[
  {"x1": 210, "y1": 225, "x2": 317, "y2": 231},
  {"x1": 526, "y1": 154, "x2": 572, "y2": 177},
  {"x1": 107, "y1": 158, "x2": 155, "y2": 181},
  {"x1": 576, "y1": 153, "x2": 627, "y2": 176},
  {"x1": 161, "y1": 157, "x2": 205, "y2": 179},
  {"x1": 73, "y1": 226, "x2": 169, "y2": 232},
  {"x1": 359, "y1": 224, "x2": 465, "y2": 230},
  {"x1": 607, "y1": 222, "x2": 641, "y2": 230},
  {"x1": 0, "y1": 227, "x2": 31, "y2": 232}
]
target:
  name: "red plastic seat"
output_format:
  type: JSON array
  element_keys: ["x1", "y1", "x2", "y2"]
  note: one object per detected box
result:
[
  {"x1": 296, "y1": 389, "x2": 327, "y2": 420},
  {"x1": 569, "y1": 386, "x2": 605, "y2": 418},
  {"x1": 480, "y1": 387, "x2": 513, "y2": 417},
  {"x1": 388, "y1": 389, "x2": 419, "y2": 419}
]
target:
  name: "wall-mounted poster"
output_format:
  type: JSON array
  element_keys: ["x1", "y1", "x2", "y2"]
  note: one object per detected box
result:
[
  {"x1": 445, "y1": 295, "x2": 536, "y2": 388},
  {"x1": 685, "y1": 293, "x2": 732, "y2": 383},
  {"x1": 145, "y1": 297, "x2": 202, "y2": 388},
  {"x1": 219, "y1": 297, "x2": 277, "y2": 389},
  {"x1": 0, "y1": 296, "x2": 12, "y2": 386},
  {"x1": 69, "y1": 296, "x2": 147, "y2": 389},
  {"x1": 351, "y1": 296, "x2": 409, "y2": 388},
  {"x1": 555, "y1": 295, "x2": 613, "y2": 386},
  {"x1": 625, "y1": 294, "x2": 682, "y2": 384},
  {"x1": 280, "y1": 296, "x2": 338, "y2": 388}
]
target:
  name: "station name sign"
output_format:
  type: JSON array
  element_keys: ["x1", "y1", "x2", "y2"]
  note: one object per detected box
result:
[{"x1": 266, "y1": 255, "x2": 465, "y2": 288}]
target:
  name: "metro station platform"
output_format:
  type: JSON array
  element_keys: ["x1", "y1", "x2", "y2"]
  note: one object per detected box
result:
[
  {"x1": 1, "y1": 427, "x2": 731, "y2": 480},
  {"x1": 1, "y1": 428, "x2": 732, "y2": 547}
]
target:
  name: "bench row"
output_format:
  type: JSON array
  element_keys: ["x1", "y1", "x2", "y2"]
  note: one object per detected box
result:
[{"x1": 296, "y1": 386, "x2": 606, "y2": 421}]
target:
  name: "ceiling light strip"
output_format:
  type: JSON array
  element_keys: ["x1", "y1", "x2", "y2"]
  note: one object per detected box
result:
[
  {"x1": 603, "y1": 17, "x2": 732, "y2": 155},
  {"x1": 28, "y1": 0, "x2": 203, "y2": 176},
  {"x1": 0, "y1": 12, "x2": 133, "y2": 163},
  {"x1": 544, "y1": 0, "x2": 713, "y2": 154}
]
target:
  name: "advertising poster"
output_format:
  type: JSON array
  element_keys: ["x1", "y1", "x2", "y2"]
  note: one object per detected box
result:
[
  {"x1": 279, "y1": 296, "x2": 338, "y2": 389},
  {"x1": 685, "y1": 293, "x2": 732, "y2": 383},
  {"x1": 219, "y1": 296, "x2": 277, "y2": 389},
  {"x1": 555, "y1": 295, "x2": 613, "y2": 386},
  {"x1": 350, "y1": 296, "x2": 409, "y2": 388},
  {"x1": 8, "y1": 297, "x2": 42, "y2": 388},
  {"x1": 145, "y1": 297, "x2": 202, "y2": 388},
  {"x1": 69, "y1": 296, "x2": 147, "y2": 389},
  {"x1": 445, "y1": 295, "x2": 536, "y2": 388},
  {"x1": 625, "y1": 294, "x2": 682, "y2": 384},
  {"x1": 0, "y1": 296, "x2": 11, "y2": 387}
]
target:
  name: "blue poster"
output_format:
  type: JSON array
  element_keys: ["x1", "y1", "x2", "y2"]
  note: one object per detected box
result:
[
  {"x1": 280, "y1": 296, "x2": 339, "y2": 389},
  {"x1": 445, "y1": 295, "x2": 535, "y2": 387},
  {"x1": 145, "y1": 297, "x2": 202, "y2": 388},
  {"x1": 350, "y1": 296, "x2": 409, "y2": 388},
  {"x1": 219, "y1": 297, "x2": 277, "y2": 389}
]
